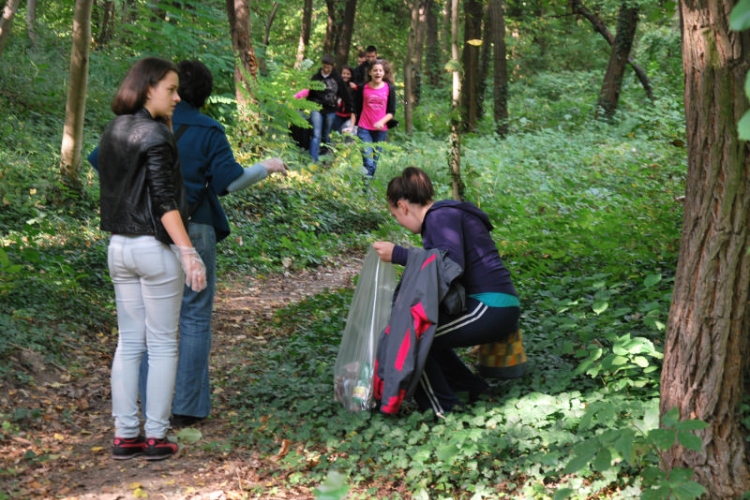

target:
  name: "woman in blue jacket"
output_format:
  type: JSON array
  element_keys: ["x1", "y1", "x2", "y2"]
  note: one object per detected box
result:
[{"x1": 373, "y1": 167, "x2": 520, "y2": 415}]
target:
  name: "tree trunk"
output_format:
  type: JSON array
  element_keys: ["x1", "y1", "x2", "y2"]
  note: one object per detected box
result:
[
  {"x1": 424, "y1": 0, "x2": 441, "y2": 87},
  {"x1": 404, "y1": 0, "x2": 424, "y2": 134},
  {"x1": 96, "y1": 0, "x2": 115, "y2": 46},
  {"x1": 334, "y1": 0, "x2": 357, "y2": 68},
  {"x1": 489, "y1": 0, "x2": 508, "y2": 137},
  {"x1": 226, "y1": 0, "x2": 258, "y2": 105},
  {"x1": 660, "y1": 0, "x2": 750, "y2": 497},
  {"x1": 477, "y1": 2, "x2": 491, "y2": 121},
  {"x1": 26, "y1": 0, "x2": 37, "y2": 47},
  {"x1": 0, "y1": 0, "x2": 21, "y2": 60},
  {"x1": 324, "y1": 0, "x2": 344, "y2": 58},
  {"x1": 449, "y1": 0, "x2": 463, "y2": 201},
  {"x1": 259, "y1": 2, "x2": 280, "y2": 75},
  {"x1": 595, "y1": 2, "x2": 638, "y2": 120},
  {"x1": 295, "y1": 0, "x2": 313, "y2": 69},
  {"x1": 60, "y1": 0, "x2": 93, "y2": 195},
  {"x1": 460, "y1": 0, "x2": 482, "y2": 132},
  {"x1": 570, "y1": 0, "x2": 653, "y2": 101}
]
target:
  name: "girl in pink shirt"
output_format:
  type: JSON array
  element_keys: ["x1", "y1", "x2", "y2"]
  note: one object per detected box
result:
[{"x1": 356, "y1": 59, "x2": 397, "y2": 180}]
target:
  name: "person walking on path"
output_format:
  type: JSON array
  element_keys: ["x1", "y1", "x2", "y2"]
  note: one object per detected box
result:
[
  {"x1": 355, "y1": 58, "x2": 397, "y2": 181},
  {"x1": 97, "y1": 57, "x2": 207, "y2": 461}
]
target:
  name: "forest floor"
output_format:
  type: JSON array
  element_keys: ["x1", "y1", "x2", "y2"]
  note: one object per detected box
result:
[{"x1": 0, "y1": 257, "x2": 364, "y2": 500}]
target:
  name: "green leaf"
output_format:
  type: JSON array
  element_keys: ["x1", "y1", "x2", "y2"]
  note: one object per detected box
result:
[
  {"x1": 738, "y1": 110, "x2": 750, "y2": 140},
  {"x1": 643, "y1": 273, "x2": 662, "y2": 288},
  {"x1": 176, "y1": 427, "x2": 203, "y2": 443},
  {"x1": 436, "y1": 443, "x2": 460, "y2": 462},
  {"x1": 592, "y1": 447, "x2": 612, "y2": 472},
  {"x1": 730, "y1": 0, "x2": 750, "y2": 31},
  {"x1": 671, "y1": 481, "x2": 707, "y2": 500},
  {"x1": 553, "y1": 488, "x2": 574, "y2": 500},
  {"x1": 592, "y1": 301, "x2": 608, "y2": 315},
  {"x1": 677, "y1": 431, "x2": 704, "y2": 451},
  {"x1": 314, "y1": 470, "x2": 351, "y2": 500},
  {"x1": 648, "y1": 429, "x2": 676, "y2": 450},
  {"x1": 674, "y1": 419, "x2": 709, "y2": 431},
  {"x1": 662, "y1": 407, "x2": 680, "y2": 428}
]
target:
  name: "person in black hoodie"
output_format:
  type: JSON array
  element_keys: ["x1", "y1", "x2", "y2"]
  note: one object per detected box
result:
[
  {"x1": 373, "y1": 167, "x2": 521, "y2": 415},
  {"x1": 299, "y1": 54, "x2": 354, "y2": 162}
]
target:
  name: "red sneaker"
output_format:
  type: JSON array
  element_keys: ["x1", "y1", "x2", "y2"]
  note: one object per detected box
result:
[
  {"x1": 112, "y1": 436, "x2": 146, "y2": 460},
  {"x1": 144, "y1": 437, "x2": 178, "y2": 461}
]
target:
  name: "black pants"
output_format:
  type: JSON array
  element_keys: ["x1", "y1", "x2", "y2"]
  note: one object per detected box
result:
[{"x1": 414, "y1": 297, "x2": 520, "y2": 414}]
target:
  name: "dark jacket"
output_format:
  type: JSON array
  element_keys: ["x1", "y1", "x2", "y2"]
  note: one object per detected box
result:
[
  {"x1": 308, "y1": 69, "x2": 354, "y2": 114},
  {"x1": 98, "y1": 107, "x2": 188, "y2": 245},
  {"x1": 373, "y1": 248, "x2": 464, "y2": 414}
]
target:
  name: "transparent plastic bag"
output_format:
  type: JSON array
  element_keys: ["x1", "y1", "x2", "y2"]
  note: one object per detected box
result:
[{"x1": 334, "y1": 247, "x2": 397, "y2": 411}]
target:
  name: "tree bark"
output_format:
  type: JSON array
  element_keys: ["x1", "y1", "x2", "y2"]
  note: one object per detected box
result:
[
  {"x1": 660, "y1": 0, "x2": 750, "y2": 497},
  {"x1": 26, "y1": 0, "x2": 37, "y2": 47},
  {"x1": 570, "y1": 0, "x2": 654, "y2": 102},
  {"x1": 295, "y1": 0, "x2": 313, "y2": 69},
  {"x1": 595, "y1": 2, "x2": 638, "y2": 120},
  {"x1": 489, "y1": 0, "x2": 508, "y2": 136},
  {"x1": 0, "y1": 0, "x2": 21, "y2": 60},
  {"x1": 60, "y1": 0, "x2": 93, "y2": 195},
  {"x1": 424, "y1": 0, "x2": 441, "y2": 87},
  {"x1": 449, "y1": 0, "x2": 463, "y2": 201},
  {"x1": 334, "y1": 0, "x2": 357, "y2": 68},
  {"x1": 96, "y1": 0, "x2": 115, "y2": 46},
  {"x1": 404, "y1": 0, "x2": 425, "y2": 134},
  {"x1": 226, "y1": 0, "x2": 258, "y2": 105},
  {"x1": 323, "y1": 0, "x2": 343, "y2": 58},
  {"x1": 460, "y1": 0, "x2": 483, "y2": 132}
]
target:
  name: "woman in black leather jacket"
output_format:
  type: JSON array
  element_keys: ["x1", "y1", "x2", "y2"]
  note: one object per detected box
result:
[{"x1": 98, "y1": 57, "x2": 206, "y2": 461}]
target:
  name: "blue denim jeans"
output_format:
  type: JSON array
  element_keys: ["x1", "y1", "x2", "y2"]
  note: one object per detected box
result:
[
  {"x1": 109, "y1": 235, "x2": 183, "y2": 439},
  {"x1": 140, "y1": 223, "x2": 217, "y2": 419},
  {"x1": 309, "y1": 110, "x2": 336, "y2": 162},
  {"x1": 357, "y1": 127, "x2": 388, "y2": 178}
]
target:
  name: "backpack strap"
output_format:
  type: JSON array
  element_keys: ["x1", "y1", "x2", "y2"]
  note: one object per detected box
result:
[{"x1": 173, "y1": 124, "x2": 189, "y2": 142}]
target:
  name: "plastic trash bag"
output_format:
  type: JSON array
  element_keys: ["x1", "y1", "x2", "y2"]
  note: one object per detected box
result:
[{"x1": 334, "y1": 247, "x2": 397, "y2": 411}]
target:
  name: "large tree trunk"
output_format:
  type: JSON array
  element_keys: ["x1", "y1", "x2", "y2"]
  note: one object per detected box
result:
[
  {"x1": 595, "y1": 2, "x2": 638, "y2": 120},
  {"x1": 660, "y1": 0, "x2": 750, "y2": 497},
  {"x1": 226, "y1": 0, "x2": 258, "y2": 105},
  {"x1": 489, "y1": 0, "x2": 508, "y2": 137},
  {"x1": 449, "y1": 0, "x2": 463, "y2": 201},
  {"x1": 0, "y1": 0, "x2": 21, "y2": 60},
  {"x1": 295, "y1": 0, "x2": 313, "y2": 69},
  {"x1": 60, "y1": 0, "x2": 93, "y2": 195},
  {"x1": 460, "y1": 0, "x2": 482, "y2": 132},
  {"x1": 335, "y1": 0, "x2": 357, "y2": 68},
  {"x1": 569, "y1": 0, "x2": 654, "y2": 101},
  {"x1": 424, "y1": 0, "x2": 441, "y2": 87}
]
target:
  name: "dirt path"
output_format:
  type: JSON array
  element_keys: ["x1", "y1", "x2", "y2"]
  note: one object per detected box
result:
[{"x1": 0, "y1": 257, "x2": 362, "y2": 500}]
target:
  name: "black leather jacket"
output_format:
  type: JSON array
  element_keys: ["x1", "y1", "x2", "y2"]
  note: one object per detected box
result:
[{"x1": 98, "y1": 108, "x2": 188, "y2": 245}]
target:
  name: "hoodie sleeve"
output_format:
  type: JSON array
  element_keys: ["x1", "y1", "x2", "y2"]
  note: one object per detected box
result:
[{"x1": 421, "y1": 208, "x2": 466, "y2": 271}]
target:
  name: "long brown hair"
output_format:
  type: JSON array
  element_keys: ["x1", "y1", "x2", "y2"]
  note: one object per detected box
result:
[
  {"x1": 111, "y1": 57, "x2": 178, "y2": 116},
  {"x1": 367, "y1": 58, "x2": 395, "y2": 85}
]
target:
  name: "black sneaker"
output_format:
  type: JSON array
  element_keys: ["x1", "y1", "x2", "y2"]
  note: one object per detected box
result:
[
  {"x1": 170, "y1": 414, "x2": 204, "y2": 429},
  {"x1": 144, "y1": 437, "x2": 178, "y2": 461},
  {"x1": 112, "y1": 435, "x2": 146, "y2": 460}
]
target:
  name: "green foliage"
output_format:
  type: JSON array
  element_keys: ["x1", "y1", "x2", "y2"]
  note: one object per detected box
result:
[
  {"x1": 730, "y1": 0, "x2": 750, "y2": 139},
  {"x1": 563, "y1": 407, "x2": 708, "y2": 499}
]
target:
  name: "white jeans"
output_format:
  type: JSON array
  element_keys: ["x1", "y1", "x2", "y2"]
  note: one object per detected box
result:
[{"x1": 108, "y1": 235, "x2": 184, "y2": 439}]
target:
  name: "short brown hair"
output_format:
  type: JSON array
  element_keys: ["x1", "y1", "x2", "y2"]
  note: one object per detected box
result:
[
  {"x1": 386, "y1": 167, "x2": 434, "y2": 207},
  {"x1": 111, "y1": 57, "x2": 179, "y2": 116}
]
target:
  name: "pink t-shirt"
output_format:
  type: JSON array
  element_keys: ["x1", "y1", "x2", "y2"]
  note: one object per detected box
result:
[{"x1": 359, "y1": 83, "x2": 390, "y2": 131}]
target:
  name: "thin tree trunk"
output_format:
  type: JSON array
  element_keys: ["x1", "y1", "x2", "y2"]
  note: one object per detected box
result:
[
  {"x1": 489, "y1": 0, "x2": 508, "y2": 136},
  {"x1": 449, "y1": 0, "x2": 463, "y2": 201},
  {"x1": 97, "y1": 0, "x2": 115, "y2": 46},
  {"x1": 259, "y1": 2, "x2": 279, "y2": 75},
  {"x1": 460, "y1": 0, "x2": 482, "y2": 132},
  {"x1": 226, "y1": 0, "x2": 258, "y2": 105},
  {"x1": 0, "y1": 0, "x2": 21, "y2": 60},
  {"x1": 570, "y1": 0, "x2": 653, "y2": 101},
  {"x1": 405, "y1": 0, "x2": 424, "y2": 134},
  {"x1": 477, "y1": 2, "x2": 492, "y2": 121},
  {"x1": 660, "y1": 0, "x2": 750, "y2": 496},
  {"x1": 424, "y1": 0, "x2": 441, "y2": 87},
  {"x1": 26, "y1": 0, "x2": 37, "y2": 47},
  {"x1": 60, "y1": 0, "x2": 93, "y2": 195},
  {"x1": 596, "y1": 2, "x2": 638, "y2": 120},
  {"x1": 334, "y1": 0, "x2": 356, "y2": 68},
  {"x1": 295, "y1": 0, "x2": 313, "y2": 69},
  {"x1": 324, "y1": 0, "x2": 344, "y2": 57}
]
